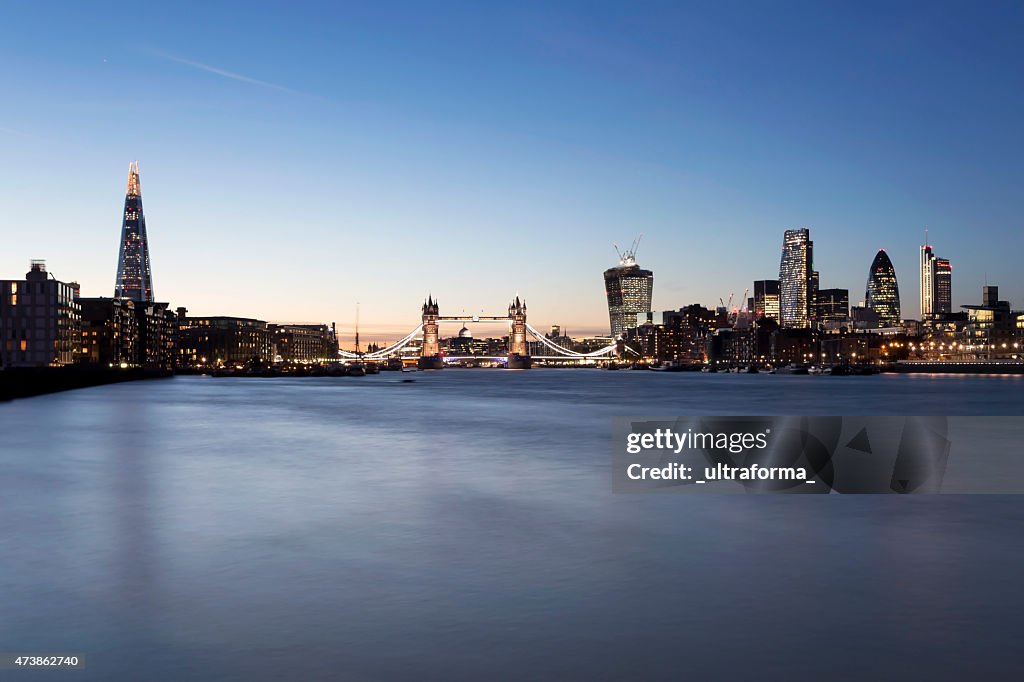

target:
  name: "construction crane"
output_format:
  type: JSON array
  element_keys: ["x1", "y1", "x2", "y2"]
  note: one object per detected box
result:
[
  {"x1": 613, "y1": 234, "x2": 644, "y2": 266},
  {"x1": 733, "y1": 287, "x2": 752, "y2": 328}
]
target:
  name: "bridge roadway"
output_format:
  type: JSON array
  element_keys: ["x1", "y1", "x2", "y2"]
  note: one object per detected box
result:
[
  {"x1": 439, "y1": 355, "x2": 600, "y2": 361},
  {"x1": 437, "y1": 316, "x2": 514, "y2": 322}
]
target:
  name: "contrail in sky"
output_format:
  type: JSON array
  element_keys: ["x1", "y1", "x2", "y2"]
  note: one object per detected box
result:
[{"x1": 148, "y1": 49, "x2": 301, "y2": 95}]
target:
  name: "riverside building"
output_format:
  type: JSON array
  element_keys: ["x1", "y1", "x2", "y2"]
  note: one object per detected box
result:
[{"x1": 0, "y1": 261, "x2": 81, "y2": 367}]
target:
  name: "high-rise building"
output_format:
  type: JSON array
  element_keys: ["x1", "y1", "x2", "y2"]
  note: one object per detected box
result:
[
  {"x1": 865, "y1": 249, "x2": 901, "y2": 327},
  {"x1": 919, "y1": 243, "x2": 934, "y2": 318},
  {"x1": 933, "y1": 258, "x2": 952, "y2": 315},
  {"x1": 810, "y1": 270, "x2": 820, "y2": 323},
  {"x1": 604, "y1": 242, "x2": 653, "y2": 338},
  {"x1": 778, "y1": 229, "x2": 813, "y2": 328},
  {"x1": 114, "y1": 161, "x2": 155, "y2": 302},
  {"x1": 816, "y1": 288, "x2": 850, "y2": 323},
  {"x1": 920, "y1": 239, "x2": 953, "y2": 319},
  {"x1": 753, "y1": 280, "x2": 780, "y2": 324}
]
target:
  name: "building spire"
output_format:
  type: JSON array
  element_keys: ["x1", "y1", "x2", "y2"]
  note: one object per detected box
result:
[{"x1": 126, "y1": 160, "x2": 141, "y2": 198}]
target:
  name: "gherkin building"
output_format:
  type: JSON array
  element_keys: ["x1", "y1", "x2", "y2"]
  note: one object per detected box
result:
[{"x1": 865, "y1": 249, "x2": 900, "y2": 327}]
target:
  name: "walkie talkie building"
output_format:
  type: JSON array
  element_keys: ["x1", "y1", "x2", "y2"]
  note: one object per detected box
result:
[
  {"x1": 114, "y1": 161, "x2": 155, "y2": 302},
  {"x1": 604, "y1": 238, "x2": 653, "y2": 338}
]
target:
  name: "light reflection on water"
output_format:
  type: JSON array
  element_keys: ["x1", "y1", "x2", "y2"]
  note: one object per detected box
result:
[{"x1": 1, "y1": 372, "x2": 1022, "y2": 680}]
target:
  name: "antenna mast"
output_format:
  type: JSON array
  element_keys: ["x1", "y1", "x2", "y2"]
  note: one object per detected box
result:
[{"x1": 355, "y1": 303, "x2": 361, "y2": 355}]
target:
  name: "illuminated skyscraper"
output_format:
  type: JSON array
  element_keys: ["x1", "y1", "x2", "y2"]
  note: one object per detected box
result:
[
  {"x1": 604, "y1": 237, "x2": 653, "y2": 338},
  {"x1": 810, "y1": 270, "x2": 820, "y2": 323},
  {"x1": 778, "y1": 228, "x2": 813, "y2": 328},
  {"x1": 865, "y1": 249, "x2": 901, "y2": 327},
  {"x1": 919, "y1": 243, "x2": 934, "y2": 318},
  {"x1": 920, "y1": 238, "x2": 952, "y2": 319},
  {"x1": 753, "y1": 280, "x2": 780, "y2": 323},
  {"x1": 933, "y1": 257, "x2": 952, "y2": 315},
  {"x1": 114, "y1": 161, "x2": 154, "y2": 302}
]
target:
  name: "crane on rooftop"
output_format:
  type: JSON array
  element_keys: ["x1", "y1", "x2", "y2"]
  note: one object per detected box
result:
[{"x1": 613, "y1": 234, "x2": 644, "y2": 267}]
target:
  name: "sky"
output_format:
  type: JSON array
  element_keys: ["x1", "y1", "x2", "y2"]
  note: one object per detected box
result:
[{"x1": 2, "y1": 0, "x2": 1023, "y2": 342}]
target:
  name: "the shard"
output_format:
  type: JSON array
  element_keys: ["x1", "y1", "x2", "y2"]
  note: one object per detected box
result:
[{"x1": 114, "y1": 161, "x2": 154, "y2": 302}]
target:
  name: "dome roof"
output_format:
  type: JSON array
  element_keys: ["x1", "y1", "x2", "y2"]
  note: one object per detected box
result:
[{"x1": 458, "y1": 325, "x2": 473, "y2": 338}]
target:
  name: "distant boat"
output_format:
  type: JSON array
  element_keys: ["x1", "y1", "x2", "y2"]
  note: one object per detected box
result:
[
  {"x1": 347, "y1": 363, "x2": 366, "y2": 377},
  {"x1": 401, "y1": 366, "x2": 418, "y2": 373}
]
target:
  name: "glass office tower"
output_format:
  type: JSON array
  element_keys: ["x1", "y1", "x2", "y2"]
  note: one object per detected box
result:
[
  {"x1": 114, "y1": 161, "x2": 155, "y2": 302},
  {"x1": 778, "y1": 228, "x2": 813, "y2": 328},
  {"x1": 865, "y1": 249, "x2": 901, "y2": 327},
  {"x1": 604, "y1": 258, "x2": 653, "y2": 338},
  {"x1": 920, "y1": 241, "x2": 953, "y2": 319}
]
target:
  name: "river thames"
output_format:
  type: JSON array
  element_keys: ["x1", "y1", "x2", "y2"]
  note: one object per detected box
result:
[{"x1": 2, "y1": 372, "x2": 1023, "y2": 680}]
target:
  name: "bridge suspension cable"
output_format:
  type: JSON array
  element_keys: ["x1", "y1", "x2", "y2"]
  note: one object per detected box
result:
[
  {"x1": 337, "y1": 324, "x2": 424, "y2": 360},
  {"x1": 524, "y1": 323, "x2": 618, "y2": 357},
  {"x1": 337, "y1": 321, "x2": 623, "y2": 361}
]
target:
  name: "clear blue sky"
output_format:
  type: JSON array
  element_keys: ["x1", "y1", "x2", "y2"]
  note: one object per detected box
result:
[{"x1": 2, "y1": 1, "x2": 1022, "y2": 340}]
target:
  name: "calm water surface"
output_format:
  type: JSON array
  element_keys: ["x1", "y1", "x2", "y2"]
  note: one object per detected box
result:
[{"x1": 2, "y1": 371, "x2": 1023, "y2": 680}]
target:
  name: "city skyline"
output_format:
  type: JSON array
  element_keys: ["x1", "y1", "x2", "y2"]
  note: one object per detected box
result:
[
  {"x1": 3, "y1": 160, "x2": 1018, "y2": 344},
  {"x1": 2, "y1": 2, "x2": 1023, "y2": 337}
]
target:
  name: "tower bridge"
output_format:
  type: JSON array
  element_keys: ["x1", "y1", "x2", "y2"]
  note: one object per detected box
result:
[{"x1": 337, "y1": 295, "x2": 623, "y2": 368}]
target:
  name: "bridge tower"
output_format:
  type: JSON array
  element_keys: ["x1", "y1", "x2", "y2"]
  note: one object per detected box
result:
[
  {"x1": 418, "y1": 296, "x2": 444, "y2": 369},
  {"x1": 507, "y1": 296, "x2": 532, "y2": 369}
]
